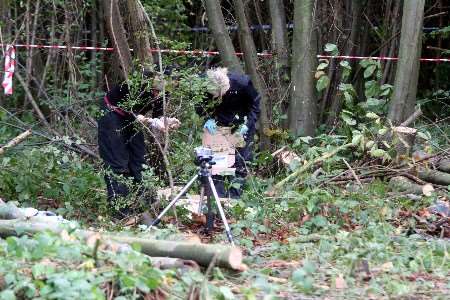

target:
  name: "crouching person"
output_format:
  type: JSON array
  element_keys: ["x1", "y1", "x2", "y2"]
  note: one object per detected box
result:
[
  {"x1": 98, "y1": 71, "x2": 180, "y2": 218},
  {"x1": 197, "y1": 67, "x2": 260, "y2": 198}
]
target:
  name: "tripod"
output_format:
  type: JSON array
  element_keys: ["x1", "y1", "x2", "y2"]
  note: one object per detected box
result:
[{"x1": 149, "y1": 158, "x2": 235, "y2": 245}]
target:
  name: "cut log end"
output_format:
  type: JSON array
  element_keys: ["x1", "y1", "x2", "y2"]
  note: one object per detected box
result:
[{"x1": 227, "y1": 247, "x2": 244, "y2": 270}]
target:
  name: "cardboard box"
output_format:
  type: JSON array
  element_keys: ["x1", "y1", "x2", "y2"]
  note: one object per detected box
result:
[{"x1": 202, "y1": 127, "x2": 244, "y2": 175}]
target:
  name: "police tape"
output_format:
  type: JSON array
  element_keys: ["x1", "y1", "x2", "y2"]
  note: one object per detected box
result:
[
  {"x1": 2, "y1": 45, "x2": 15, "y2": 95},
  {"x1": 1, "y1": 43, "x2": 450, "y2": 62}
]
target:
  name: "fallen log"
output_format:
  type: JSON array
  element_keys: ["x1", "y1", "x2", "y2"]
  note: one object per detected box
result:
[
  {"x1": 417, "y1": 168, "x2": 450, "y2": 186},
  {"x1": 0, "y1": 202, "x2": 25, "y2": 219},
  {"x1": 0, "y1": 204, "x2": 244, "y2": 270},
  {"x1": 438, "y1": 159, "x2": 450, "y2": 173},
  {"x1": 110, "y1": 235, "x2": 244, "y2": 270},
  {"x1": 389, "y1": 176, "x2": 423, "y2": 194}
]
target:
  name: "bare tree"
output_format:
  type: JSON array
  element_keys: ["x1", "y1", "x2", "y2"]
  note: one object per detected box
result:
[
  {"x1": 289, "y1": 0, "x2": 318, "y2": 137},
  {"x1": 388, "y1": 0, "x2": 425, "y2": 124}
]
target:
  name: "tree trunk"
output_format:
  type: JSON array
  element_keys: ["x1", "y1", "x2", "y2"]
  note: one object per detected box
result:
[
  {"x1": 126, "y1": 0, "x2": 154, "y2": 68},
  {"x1": 233, "y1": 0, "x2": 270, "y2": 149},
  {"x1": 289, "y1": 0, "x2": 318, "y2": 137},
  {"x1": 268, "y1": 0, "x2": 290, "y2": 126},
  {"x1": 204, "y1": 0, "x2": 242, "y2": 73},
  {"x1": 387, "y1": 0, "x2": 425, "y2": 125},
  {"x1": 103, "y1": 0, "x2": 133, "y2": 79}
]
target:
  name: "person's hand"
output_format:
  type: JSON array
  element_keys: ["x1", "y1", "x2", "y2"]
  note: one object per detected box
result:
[
  {"x1": 238, "y1": 123, "x2": 248, "y2": 136},
  {"x1": 148, "y1": 118, "x2": 165, "y2": 131},
  {"x1": 204, "y1": 119, "x2": 217, "y2": 134},
  {"x1": 166, "y1": 117, "x2": 181, "y2": 130},
  {"x1": 136, "y1": 114, "x2": 148, "y2": 123}
]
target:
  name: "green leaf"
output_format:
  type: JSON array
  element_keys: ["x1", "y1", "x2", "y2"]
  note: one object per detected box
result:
[
  {"x1": 378, "y1": 128, "x2": 389, "y2": 135},
  {"x1": 218, "y1": 286, "x2": 236, "y2": 300},
  {"x1": 352, "y1": 132, "x2": 363, "y2": 145},
  {"x1": 340, "y1": 60, "x2": 351, "y2": 70},
  {"x1": 365, "y1": 80, "x2": 380, "y2": 98},
  {"x1": 364, "y1": 65, "x2": 377, "y2": 78},
  {"x1": 312, "y1": 215, "x2": 327, "y2": 227},
  {"x1": 365, "y1": 112, "x2": 379, "y2": 119},
  {"x1": 365, "y1": 141, "x2": 375, "y2": 149},
  {"x1": 316, "y1": 75, "x2": 330, "y2": 92},
  {"x1": 0, "y1": 290, "x2": 16, "y2": 300},
  {"x1": 359, "y1": 59, "x2": 372, "y2": 68},
  {"x1": 371, "y1": 148, "x2": 386, "y2": 158},
  {"x1": 343, "y1": 92, "x2": 353, "y2": 105},
  {"x1": 317, "y1": 62, "x2": 329, "y2": 70},
  {"x1": 324, "y1": 43, "x2": 339, "y2": 56},
  {"x1": 341, "y1": 112, "x2": 356, "y2": 126},
  {"x1": 417, "y1": 131, "x2": 431, "y2": 141}
]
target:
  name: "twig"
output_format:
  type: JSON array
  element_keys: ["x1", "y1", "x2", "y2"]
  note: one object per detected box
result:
[
  {"x1": 400, "y1": 108, "x2": 423, "y2": 127},
  {"x1": 342, "y1": 158, "x2": 362, "y2": 186}
]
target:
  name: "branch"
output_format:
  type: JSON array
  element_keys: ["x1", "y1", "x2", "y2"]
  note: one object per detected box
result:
[{"x1": 0, "y1": 129, "x2": 32, "y2": 156}]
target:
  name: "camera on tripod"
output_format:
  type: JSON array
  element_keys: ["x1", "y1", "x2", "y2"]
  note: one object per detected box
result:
[{"x1": 194, "y1": 146, "x2": 215, "y2": 166}]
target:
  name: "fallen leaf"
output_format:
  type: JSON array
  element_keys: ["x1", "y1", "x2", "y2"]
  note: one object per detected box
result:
[
  {"x1": 191, "y1": 213, "x2": 206, "y2": 225},
  {"x1": 380, "y1": 261, "x2": 394, "y2": 272},
  {"x1": 335, "y1": 275, "x2": 347, "y2": 289}
]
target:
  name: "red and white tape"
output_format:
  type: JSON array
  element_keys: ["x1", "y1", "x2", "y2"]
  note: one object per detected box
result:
[
  {"x1": 2, "y1": 45, "x2": 16, "y2": 95},
  {"x1": 317, "y1": 55, "x2": 450, "y2": 62},
  {"x1": 1, "y1": 43, "x2": 449, "y2": 62}
]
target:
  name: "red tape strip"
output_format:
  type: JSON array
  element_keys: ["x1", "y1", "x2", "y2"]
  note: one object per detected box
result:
[{"x1": 1, "y1": 44, "x2": 449, "y2": 62}]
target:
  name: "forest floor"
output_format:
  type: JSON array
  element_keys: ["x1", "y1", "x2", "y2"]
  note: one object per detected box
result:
[
  {"x1": 1, "y1": 123, "x2": 450, "y2": 299},
  {"x1": 2, "y1": 178, "x2": 449, "y2": 299}
]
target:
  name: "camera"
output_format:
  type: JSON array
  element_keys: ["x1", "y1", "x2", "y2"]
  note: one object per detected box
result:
[{"x1": 194, "y1": 146, "x2": 214, "y2": 165}]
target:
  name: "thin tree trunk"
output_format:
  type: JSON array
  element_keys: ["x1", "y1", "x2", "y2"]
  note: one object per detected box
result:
[
  {"x1": 233, "y1": 0, "x2": 270, "y2": 149},
  {"x1": 204, "y1": 0, "x2": 242, "y2": 73},
  {"x1": 90, "y1": 0, "x2": 98, "y2": 91},
  {"x1": 289, "y1": 0, "x2": 318, "y2": 137},
  {"x1": 98, "y1": 0, "x2": 105, "y2": 88},
  {"x1": 268, "y1": 0, "x2": 290, "y2": 122},
  {"x1": 126, "y1": 0, "x2": 154, "y2": 68},
  {"x1": 388, "y1": 0, "x2": 425, "y2": 125},
  {"x1": 103, "y1": 0, "x2": 133, "y2": 79}
]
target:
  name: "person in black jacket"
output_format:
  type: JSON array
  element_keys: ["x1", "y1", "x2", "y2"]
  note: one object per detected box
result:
[
  {"x1": 98, "y1": 72, "x2": 179, "y2": 217},
  {"x1": 198, "y1": 67, "x2": 260, "y2": 198}
]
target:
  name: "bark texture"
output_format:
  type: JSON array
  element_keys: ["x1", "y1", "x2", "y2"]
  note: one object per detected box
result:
[
  {"x1": 289, "y1": 0, "x2": 318, "y2": 136},
  {"x1": 388, "y1": 0, "x2": 425, "y2": 124},
  {"x1": 103, "y1": 0, "x2": 133, "y2": 79},
  {"x1": 204, "y1": 0, "x2": 243, "y2": 73},
  {"x1": 126, "y1": 0, "x2": 154, "y2": 68}
]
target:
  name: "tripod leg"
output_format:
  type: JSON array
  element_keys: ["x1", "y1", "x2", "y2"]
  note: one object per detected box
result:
[
  {"x1": 198, "y1": 186, "x2": 205, "y2": 214},
  {"x1": 205, "y1": 194, "x2": 214, "y2": 232},
  {"x1": 150, "y1": 174, "x2": 199, "y2": 227},
  {"x1": 207, "y1": 176, "x2": 235, "y2": 245}
]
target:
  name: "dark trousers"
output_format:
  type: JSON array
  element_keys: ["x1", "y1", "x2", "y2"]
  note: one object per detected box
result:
[
  {"x1": 212, "y1": 131, "x2": 254, "y2": 198},
  {"x1": 98, "y1": 111, "x2": 146, "y2": 205}
]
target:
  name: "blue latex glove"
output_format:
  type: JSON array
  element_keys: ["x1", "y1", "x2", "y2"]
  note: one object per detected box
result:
[
  {"x1": 238, "y1": 124, "x2": 248, "y2": 136},
  {"x1": 204, "y1": 119, "x2": 217, "y2": 134}
]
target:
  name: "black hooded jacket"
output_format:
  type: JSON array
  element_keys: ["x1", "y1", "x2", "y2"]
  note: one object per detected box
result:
[
  {"x1": 103, "y1": 83, "x2": 163, "y2": 120},
  {"x1": 197, "y1": 72, "x2": 261, "y2": 131}
]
